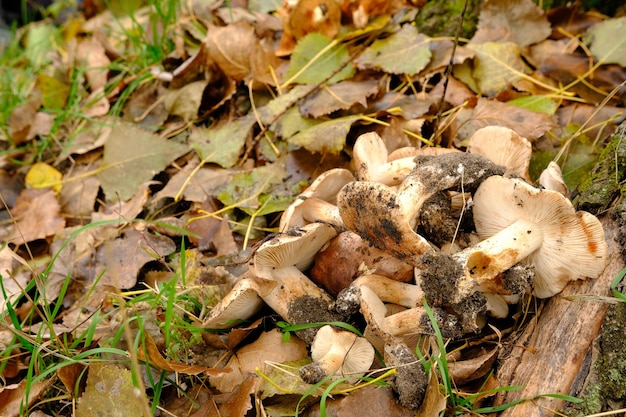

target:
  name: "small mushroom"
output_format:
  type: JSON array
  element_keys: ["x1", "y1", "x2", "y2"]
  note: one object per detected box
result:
[
  {"x1": 280, "y1": 168, "x2": 354, "y2": 231},
  {"x1": 352, "y1": 131, "x2": 417, "y2": 185},
  {"x1": 338, "y1": 152, "x2": 504, "y2": 263},
  {"x1": 467, "y1": 126, "x2": 532, "y2": 181},
  {"x1": 538, "y1": 161, "x2": 569, "y2": 197},
  {"x1": 299, "y1": 325, "x2": 375, "y2": 383}
]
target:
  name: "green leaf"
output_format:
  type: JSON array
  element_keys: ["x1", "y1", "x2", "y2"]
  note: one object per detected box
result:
[
  {"x1": 288, "y1": 115, "x2": 360, "y2": 154},
  {"x1": 285, "y1": 33, "x2": 355, "y2": 85},
  {"x1": 584, "y1": 16, "x2": 626, "y2": 66},
  {"x1": 216, "y1": 157, "x2": 307, "y2": 216},
  {"x1": 356, "y1": 24, "x2": 431, "y2": 75},
  {"x1": 97, "y1": 123, "x2": 188, "y2": 201},
  {"x1": 467, "y1": 42, "x2": 530, "y2": 96},
  {"x1": 190, "y1": 114, "x2": 256, "y2": 168},
  {"x1": 507, "y1": 95, "x2": 558, "y2": 115}
]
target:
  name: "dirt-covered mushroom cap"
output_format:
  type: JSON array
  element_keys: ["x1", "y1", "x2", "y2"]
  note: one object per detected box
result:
[
  {"x1": 467, "y1": 126, "x2": 532, "y2": 181},
  {"x1": 338, "y1": 152, "x2": 504, "y2": 263},
  {"x1": 279, "y1": 168, "x2": 354, "y2": 231},
  {"x1": 299, "y1": 325, "x2": 375, "y2": 383},
  {"x1": 471, "y1": 175, "x2": 607, "y2": 298}
]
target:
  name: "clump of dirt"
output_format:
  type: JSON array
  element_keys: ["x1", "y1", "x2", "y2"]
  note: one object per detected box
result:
[{"x1": 287, "y1": 295, "x2": 348, "y2": 344}]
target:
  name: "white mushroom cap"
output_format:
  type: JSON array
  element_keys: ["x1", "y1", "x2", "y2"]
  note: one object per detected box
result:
[
  {"x1": 299, "y1": 325, "x2": 375, "y2": 383},
  {"x1": 467, "y1": 126, "x2": 532, "y2": 181},
  {"x1": 203, "y1": 275, "x2": 265, "y2": 329},
  {"x1": 538, "y1": 161, "x2": 568, "y2": 197},
  {"x1": 279, "y1": 168, "x2": 354, "y2": 231},
  {"x1": 352, "y1": 132, "x2": 417, "y2": 185},
  {"x1": 471, "y1": 175, "x2": 607, "y2": 298},
  {"x1": 253, "y1": 222, "x2": 337, "y2": 279}
]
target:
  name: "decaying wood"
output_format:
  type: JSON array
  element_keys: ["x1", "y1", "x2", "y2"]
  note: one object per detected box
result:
[{"x1": 492, "y1": 214, "x2": 624, "y2": 416}]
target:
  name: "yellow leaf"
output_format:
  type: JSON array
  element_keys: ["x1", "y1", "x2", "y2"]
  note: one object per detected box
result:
[{"x1": 25, "y1": 162, "x2": 63, "y2": 193}]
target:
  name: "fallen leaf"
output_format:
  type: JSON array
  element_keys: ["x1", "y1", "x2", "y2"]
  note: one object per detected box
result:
[
  {"x1": 10, "y1": 188, "x2": 66, "y2": 245},
  {"x1": 299, "y1": 78, "x2": 380, "y2": 118},
  {"x1": 76, "y1": 36, "x2": 111, "y2": 92},
  {"x1": 7, "y1": 97, "x2": 53, "y2": 145},
  {"x1": 92, "y1": 183, "x2": 152, "y2": 222},
  {"x1": 288, "y1": 115, "x2": 360, "y2": 154},
  {"x1": 506, "y1": 95, "x2": 559, "y2": 115},
  {"x1": 59, "y1": 166, "x2": 101, "y2": 221},
  {"x1": 36, "y1": 73, "x2": 69, "y2": 109},
  {"x1": 138, "y1": 332, "x2": 230, "y2": 377},
  {"x1": 153, "y1": 157, "x2": 236, "y2": 202},
  {"x1": 96, "y1": 122, "x2": 188, "y2": 201},
  {"x1": 457, "y1": 98, "x2": 556, "y2": 141},
  {"x1": 356, "y1": 24, "x2": 432, "y2": 75},
  {"x1": 210, "y1": 329, "x2": 309, "y2": 393},
  {"x1": 94, "y1": 228, "x2": 176, "y2": 289},
  {"x1": 199, "y1": 375, "x2": 256, "y2": 417},
  {"x1": 190, "y1": 115, "x2": 255, "y2": 168},
  {"x1": 285, "y1": 33, "x2": 355, "y2": 85},
  {"x1": 25, "y1": 162, "x2": 63, "y2": 193},
  {"x1": 205, "y1": 21, "x2": 279, "y2": 84},
  {"x1": 163, "y1": 80, "x2": 208, "y2": 121},
  {"x1": 0, "y1": 246, "x2": 30, "y2": 314},
  {"x1": 75, "y1": 363, "x2": 144, "y2": 417},
  {"x1": 465, "y1": 42, "x2": 531, "y2": 96},
  {"x1": 472, "y1": 0, "x2": 551, "y2": 46},
  {"x1": 448, "y1": 347, "x2": 499, "y2": 385},
  {"x1": 584, "y1": 16, "x2": 626, "y2": 66},
  {"x1": 0, "y1": 378, "x2": 55, "y2": 417}
]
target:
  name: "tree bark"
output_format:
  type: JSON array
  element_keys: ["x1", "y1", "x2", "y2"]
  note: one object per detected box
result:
[{"x1": 492, "y1": 214, "x2": 624, "y2": 415}]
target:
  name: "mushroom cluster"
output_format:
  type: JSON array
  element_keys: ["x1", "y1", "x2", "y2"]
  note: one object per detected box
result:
[{"x1": 203, "y1": 126, "x2": 608, "y2": 410}]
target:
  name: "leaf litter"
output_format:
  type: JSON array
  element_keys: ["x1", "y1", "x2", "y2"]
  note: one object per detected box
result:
[{"x1": 0, "y1": 0, "x2": 624, "y2": 416}]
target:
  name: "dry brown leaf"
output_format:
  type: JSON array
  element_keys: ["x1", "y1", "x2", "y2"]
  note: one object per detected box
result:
[
  {"x1": 76, "y1": 37, "x2": 111, "y2": 92},
  {"x1": 458, "y1": 98, "x2": 556, "y2": 141},
  {"x1": 57, "y1": 363, "x2": 87, "y2": 398},
  {"x1": 59, "y1": 166, "x2": 100, "y2": 221},
  {"x1": 197, "y1": 375, "x2": 256, "y2": 417},
  {"x1": 204, "y1": 21, "x2": 279, "y2": 84},
  {"x1": 472, "y1": 0, "x2": 551, "y2": 46},
  {"x1": 7, "y1": 97, "x2": 53, "y2": 145},
  {"x1": 210, "y1": 329, "x2": 309, "y2": 393},
  {"x1": 448, "y1": 347, "x2": 499, "y2": 386},
  {"x1": 300, "y1": 79, "x2": 380, "y2": 118},
  {"x1": 94, "y1": 228, "x2": 176, "y2": 289},
  {"x1": 10, "y1": 188, "x2": 65, "y2": 245},
  {"x1": 137, "y1": 332, "x2": 230, "y2": 377},
  {"x1": 91, "y1": 182, "x2": 152, "y2": 222},
  {"x1": 0, "y1": 378, "x2": 55, "y2": 417}
]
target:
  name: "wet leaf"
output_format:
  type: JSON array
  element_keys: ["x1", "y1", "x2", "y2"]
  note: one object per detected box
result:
[
  {"x1": 97, "y1": 122, "x2": 188, "y2": 201},
  {"x1": 285, "y1": 33, "x2": 355, "y2": 85},
  {"x1": 584, "y1": 16, "x2": 626, "y2": 66},
  {"x1": 356, "y1": 25, "x2": 432, "y2": 75}
]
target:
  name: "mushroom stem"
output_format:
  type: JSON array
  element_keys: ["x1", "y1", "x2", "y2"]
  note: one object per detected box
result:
[{"x1": 458, "y1": 218, "x2": 544, "y2": 291}]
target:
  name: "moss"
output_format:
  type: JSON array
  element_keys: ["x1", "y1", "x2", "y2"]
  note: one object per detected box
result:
[
  {"x1": 574, "y1": 124, "x2": 626, "y2": 214},
  {"x1": 414, "y1": 0, "x2": 481, "y2": 39}
]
